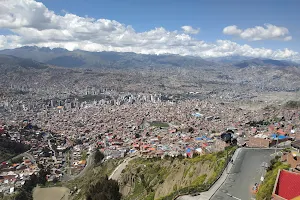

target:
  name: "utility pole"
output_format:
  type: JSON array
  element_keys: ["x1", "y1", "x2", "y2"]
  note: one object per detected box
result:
[{"x1": 275, "y1": 134, "x2": 279, "y2": 154}]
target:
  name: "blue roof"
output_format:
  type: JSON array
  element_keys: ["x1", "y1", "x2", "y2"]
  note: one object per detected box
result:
[
  {"x1": 271, "y1": 134, "x2": 287, "y2": 140},
  {"x1": 192, "y1": 113, "x2": 202, "y2": 117},
  {"x1": 278, "y1": 135, "x2": 287, "y2": 139},
  {"x1": 195, "y1": 136, "x2": 212, "y2": 141}
]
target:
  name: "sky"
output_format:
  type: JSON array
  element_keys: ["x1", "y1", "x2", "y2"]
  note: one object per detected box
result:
[{"x1": 0, "y1": 0, "x2": 300, "y2": 61}]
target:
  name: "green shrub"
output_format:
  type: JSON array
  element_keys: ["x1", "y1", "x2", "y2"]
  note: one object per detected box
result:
[
  {"x1": 256, "y1": 161, "x2": 290, "y2": 200},
  {"x1": 145, "y1": 192, "x2": 155, "y2": 200},
  {"x1": 191, "y1": 174, "x2": 207, "y2": 186},
  {"x1": 183, "y1": 166, "x2": 191, "y2": 178}
]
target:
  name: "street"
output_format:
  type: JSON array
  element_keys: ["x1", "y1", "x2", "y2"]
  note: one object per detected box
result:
[
  {"x1": 177, "y1": 148, "x2": 275, "y2": 200},
  {"x1": 109, "y1": 156, "x2": 136, "y2": 181},
  {"x1": 62, "y1": 152, "x2": 94, "y2": 181},
  {"x1": 210, "y1": 148, "x2": 274, "y2": 200}
]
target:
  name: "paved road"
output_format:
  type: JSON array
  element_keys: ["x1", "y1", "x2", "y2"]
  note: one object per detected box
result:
[
  {"x1": 177, "y1": 148, "x2": 276, "y2": 200},
  {"x1": 23, "y1": 152, "x2": 36, "y2": 163},
  {"x1": 210, "y1": 148, "x2": 274, "y2": 200},
  {"x1": 62, "y1": 152, "x2": 94, "y2": 181},
  {"x1": 177, "y1": 148, "x2": 241, "y2": 200},
  {"x1": 109, "y1": 156, "x2": 136, "y2": 181},
  {"x1": 8, "y1": 150, "x2": 36, "y2": 163},
  {"x1": 75, "y1": 152, "x2": 94, "y2": 179}
]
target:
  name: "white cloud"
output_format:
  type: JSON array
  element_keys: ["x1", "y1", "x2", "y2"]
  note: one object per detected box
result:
[
  {"x1": 0, "y1": 0, "x2": 299, "y2": 61},
  {"x1": 223, "y1": 25, "x2": 242, "y2": 35},
  {"x1": 0, "y1": 35, "x2": 22, "y2": 49},
  {"x1": 223, "y1": 24, "x2": 292, "y2": 41},
  {"x1": 181, "y1": 26, "x2": 200, "y2": 34},
  {"x1": 283, "y1": 36, "x2": 292, "y2": 41}
]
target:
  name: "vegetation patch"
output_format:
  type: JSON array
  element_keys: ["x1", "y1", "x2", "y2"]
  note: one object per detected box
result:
[
  {"x1": 149, "y1": 121, "x2": 169, "y2": 128},
  {"x1": 120, "y1": 146, "x2": 237, "y2": 200},
  {"x1": 86, "y1": 176, "x2": 121, "y2": 200},
  {"x1": 0, "y1": 136, "x2": 30, "y2": 162},
  {"x1": 65, "y1": 158, "x2": 123, "y2": 200},
  {"x1": 191, "y1": 174, "x2": 207, "y2": 186},
  {"x1": 256, "y1": 158, "x2": 290, "y2": 200},
  {"x1": 183, "y1": 166, "x2": 191, "y2": 178}
]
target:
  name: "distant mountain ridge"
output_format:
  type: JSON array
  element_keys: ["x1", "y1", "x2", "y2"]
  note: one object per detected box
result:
[
  {"x1": 233, "y1": 58, "x2": 299, "y2": 68},
  {"x1": 0, "y1": 46, "x2": 216, "y2": 69},
  {"x1": 0, "y1": 46, "x2": 298, "y2": 69},
  {"x1": 206, "y1": 56, "x2": 254, "y2": 64},
  {"x1": 0, "y1": 54, "x2": 48, "y2": 70}
]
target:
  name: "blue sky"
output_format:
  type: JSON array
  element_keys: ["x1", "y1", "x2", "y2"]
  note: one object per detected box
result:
[
  {"x1": 40, "y1": 0, "x2": 300, "y2": 51},
  {"x1": 0, "y1": 0, "x2": 299, "y2": 60}
]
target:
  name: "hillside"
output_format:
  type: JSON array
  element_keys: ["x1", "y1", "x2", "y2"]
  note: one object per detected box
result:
[
  {"x1": 0, "y1": 136, "x2": 30, "y2": 162},
  {"x1": 119, "y1": 147, "x2": 236, "y2": 200},
  {"x1": 0, "y1": 55, "x2": 48, "y2": 70},
  {"x1": 64, "y1": 147, "x2": 236, "y2": 200},
  {"x1": 65, "y1": 158, "x2": 123, "y2": 200}
]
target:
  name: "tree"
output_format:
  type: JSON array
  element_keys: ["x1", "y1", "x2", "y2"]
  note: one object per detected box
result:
[
  {"x1": 38, "y1": 168, "x2": 50, "y2": 185},
  {"x1": 188, "y1": 127, "x2": 194, "y2": 133},
  {"x1": 53, "y1": 177, "x2": 59, "y2": 184},
  {"x1": 11, "y1": 156, "x2": 23, "y2": 164},
  {"x1": 86, "y1": 176, "x2": 121, "y2": 200},
  {"x1": 23, "y1": 174, "x2": 38, "y2": 191},
  {"x1": 94, "y1": 149, "x2": 104, "y2": 164},
  {"x1": 15, "y1": 189, "x2": 31, "y2": 200}
]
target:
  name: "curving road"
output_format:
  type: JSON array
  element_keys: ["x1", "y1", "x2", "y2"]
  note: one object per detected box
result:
[
  {"x1": 62, "y1": 152, "x2": 94, "y2": 181},
  {"x1": 74, "y1": 152, "x2": 94, "y2": 179},
  {"x1": 177, "y1": 148, "x2": 241, "y2": 200},
  {"x1": 109, "y1": 156, "x2": 136, "y2": 181},
  {"x1": 23, "y1": 152, "x2": 36, "y2": 163},
  {"x1": 8, "y1": 150, "x2": 36, "y2": 163},
  {"x1": 210, "y1": 148, "x2": 274, "y2": 200},
  {"x1": 177, "y1": 148, "x2": 276, "y2": 200}
]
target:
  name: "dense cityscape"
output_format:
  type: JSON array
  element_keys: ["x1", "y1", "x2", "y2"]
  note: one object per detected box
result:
[
  {"x1": 1, "y1": 0, "x2": 300, "y2": 200},
  {"x1": 1, "y1": 73, "x2": 300, "y2": 199}
]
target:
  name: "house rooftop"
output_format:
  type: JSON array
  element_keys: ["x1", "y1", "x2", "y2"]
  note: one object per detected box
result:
[{"x1": 273, "y1": 170, "x2": 300, "y2": 200}]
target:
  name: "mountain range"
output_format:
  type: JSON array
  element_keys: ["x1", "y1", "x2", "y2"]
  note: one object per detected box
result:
[
  {"x1": 0, "y1": 46, "x2": 299, "y2": 69},
  {"x1": 0, "y1": 54, "x2": 48, "y2": 70}
]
